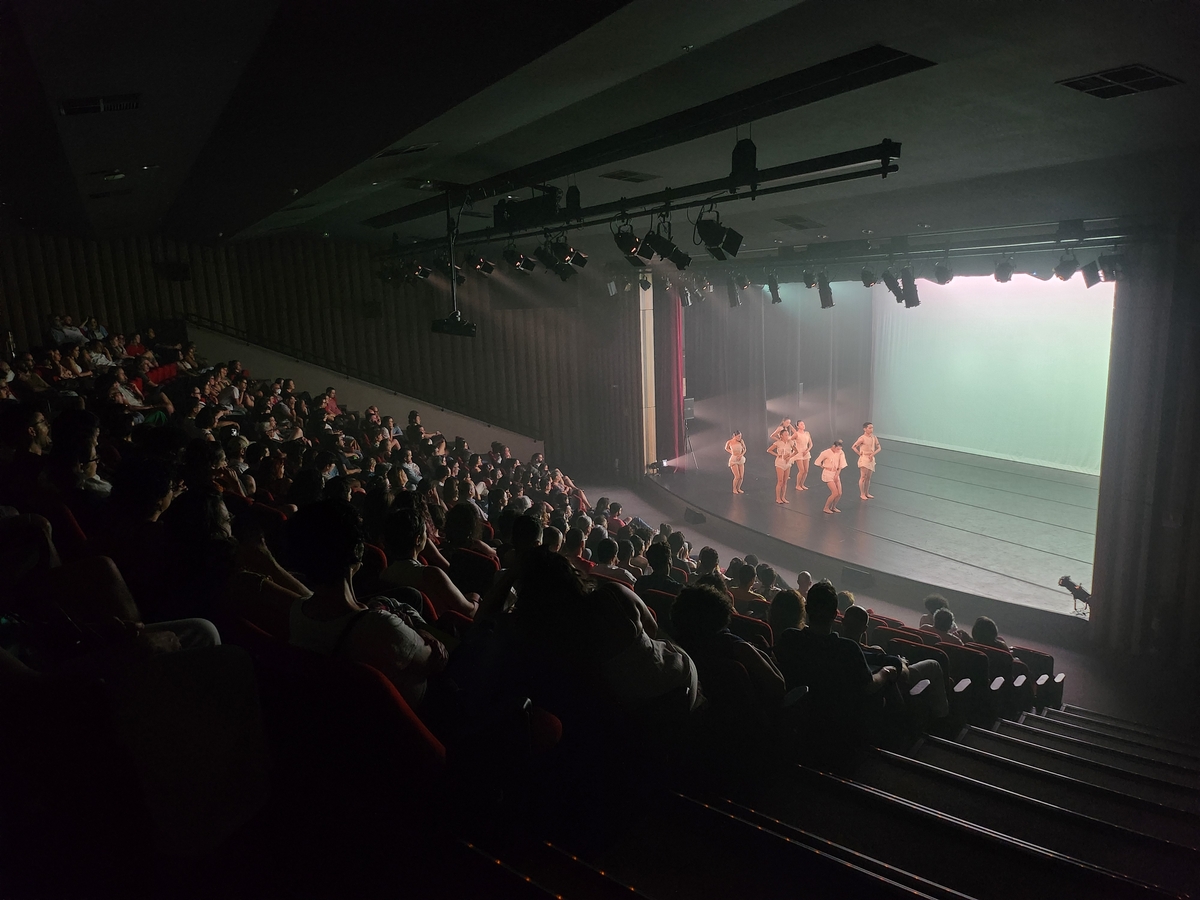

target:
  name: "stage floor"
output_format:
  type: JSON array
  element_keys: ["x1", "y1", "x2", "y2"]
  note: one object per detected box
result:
[{"x1": 657, "y1": 440, "x2": 1097, "y2": 615}]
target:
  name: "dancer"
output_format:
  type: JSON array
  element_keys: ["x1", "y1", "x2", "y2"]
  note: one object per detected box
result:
[
  {"x1": 793, "y1": 420, "x2": 814, "y2": 491},
  {"x1": 813, "y1": 439, "x2": 848, "y2": 513},
  {"x1": 851, "y1": 422, "x2": 881, "y2": 500},
  {"x1": 768, "y1": 427, "x2": 798, "y2": 504},
  {"x1": 725, "y1": 429, "x2": 747, "y2": 494},
  {"x1": 769, "y1": 417, "x2": 793, "y2": 443}
]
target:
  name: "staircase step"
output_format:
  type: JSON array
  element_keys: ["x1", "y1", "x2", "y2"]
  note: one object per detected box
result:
[{"x1": 1019, "y1": 714, "x2": 1200, "y2": 767}]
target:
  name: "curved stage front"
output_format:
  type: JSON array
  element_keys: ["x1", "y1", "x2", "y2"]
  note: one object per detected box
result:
[{"x1": 644, "y1": 440, "x2": 1096, "y2": 646}]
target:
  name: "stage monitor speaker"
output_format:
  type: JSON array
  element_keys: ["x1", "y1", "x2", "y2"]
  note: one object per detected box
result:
[
  {"x1": 683, "y1": 397, "x2": 695, "y2": 421},
  {"x1": 841, "y1": 565, "x2": 874, "y2": 590},
  {"x1": 684, "y1": 508, "x2": 707, "y2": 525}
]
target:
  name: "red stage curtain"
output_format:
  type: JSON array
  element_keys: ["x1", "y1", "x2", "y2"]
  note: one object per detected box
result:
[{"x1": 654, "y1": 281, "x2": 685, "y2": 463}]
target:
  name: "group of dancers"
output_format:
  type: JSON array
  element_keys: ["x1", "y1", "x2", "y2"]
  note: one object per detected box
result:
[{"x1": 725, "y1": 419, "x2": 881, "y2": 514}]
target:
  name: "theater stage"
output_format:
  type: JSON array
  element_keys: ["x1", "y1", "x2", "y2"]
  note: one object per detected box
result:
[{"x1": 649, "y1": 439, "x2": 1097, "y2": 624}]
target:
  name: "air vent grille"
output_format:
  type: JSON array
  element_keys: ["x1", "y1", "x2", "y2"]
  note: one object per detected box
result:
[
  {"x1": 60, "y1": 94, "x2": 141, "y2": 115},
  {"x1": 599, "y1": 169, "x2": 659, "y2": 183},
  {"x1": 775, "y1": 215, "x2": 825, "y2": 230},
  {"x1": 1059, "y1": 64, "x2": 1182, "y2": 98}
]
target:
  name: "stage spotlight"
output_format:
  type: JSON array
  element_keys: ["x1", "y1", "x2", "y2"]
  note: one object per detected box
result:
[
  {"x1": 994, "y1": 259, "x2": 1014, "y2": 283},
  {"x1": 413, "y1": 262, "x2": 432, "y2": 279},
  {"x1": 431, "y1": 309, "x2": 477, "y2": 337},
  {"x1": 472, "y1": 256, "x2": 495, "y2": 275},
  {"x1": 767, "y1": 273, "x2": 782, "y2": 304},
  {"x1": 900, "y1": 265, "x2": 920, "y2": 308},
  {"x1": 503, "y1": 247, "x2": 536, "y2": 272},
  {"x1": 613, "y1": 227, "x2": 645, "y2": 267},
  {"x1": 641, "y1": 230, "x2": 671, "y2": 260},
  {"x1": 726, "y1": 276, "x2": 742, "y2": 308},
  {"x1": 1098, "y1": 254, "x2": 1123, "y2": 282},
  {"x1": 1080, "y1": 260, "x2": 1101, "y2": 288},
  {"x1": 735, "y1": 272, "x2": 751, "y2": 290},
  {"x1": 606, "y1": 280, "x2": 618, "y2": 297},
  {"x1": 552, "y1": 241, "x2": 588, "y2": 268},
  {"x1": 695, "y1": 216, "x2": 744, "y2": 260},
  {"x1": 698, "y1": 278, "x2": 713, "y2": 293},
  {"x1": 817, "y1": 272, "x2": 834, "y2": 309},
  {"x1": 881, "y1": 267, "x2": 902, "y2": 301},
  {"x1": 801, "y1": 270, "x2": 817, "y2": 289},
  {"x1": 534, "y1": 243, "x2": 558, "y2": 270},
  {"x1": 638, "y1": 276, "x2": 652, "y2": 292},
  {"x1": 680, "y1": 286, "x2": 694, "y2": 308},
  {"x1": 861, "y1": 266, "x2": 877, "y2": 288},
  {"x1": 1054, "y1": 254, "x2": 1079, "y2": 281},
  {"x1": 667, "y1": 245, "x2": 691, "y2": 271},
  {"x1": 933, "y1": 259, "x2": 953, "y2": 285}
]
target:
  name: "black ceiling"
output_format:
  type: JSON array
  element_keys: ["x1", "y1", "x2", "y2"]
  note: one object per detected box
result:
[{"x1": 2, "y1": 0, "x2": 1197, "y2": 262}]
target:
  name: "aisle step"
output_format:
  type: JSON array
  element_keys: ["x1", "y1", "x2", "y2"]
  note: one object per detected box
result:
[
  {"x1": 1064, "y1": 704, "x2": 1198, "y2": 743},
  {"x1": 958, "y1": 727, "x2": 1200, "y2": 814},
  {"x1": 993, "y1": 720, "x2": 1200, "y2": 789},
  {"x1": 853, "y1": 748, "x2": 1200, "y2": 894},
  {"x1": 735, "y1": 765, "x2": 1180, "y2": 900},
  {"x1": 915, "y1": 735, "x2": 1200, "y2": 848},
  {"x1": 1047, "y1": 708, "x2": 1200, "y2": 754},
  {"x1": 1019, "y1": 714, "x2": 1200, "y2": 767}
]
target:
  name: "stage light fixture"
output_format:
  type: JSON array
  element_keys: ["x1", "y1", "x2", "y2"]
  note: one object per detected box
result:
[
  {"x1": 994, "y1": 259, "x2": 1014, "y2": 283},
  {"x1": 638, "y1": 276, "x2": 652, "y2": 291},
  {"x1": 900, "y1": 265, "x2": 920, "y2": 308},
  {"x1": 412, "y1": 262, "x2": 432, "y2": 279},
  {"x1": 726, "y1": 276, "x2": 742, "y2": 308},
  {"x1": 503, "y1": 247, "x2": 536, "y2": 272},
  {"x1": 680, "y1": 286, "x2": 694, "y2": 308},
  {"x1": 735, "y1": 272, "x2": 751, "y2": 290},
  {"x1": 695, "y1": 216, "x2": 744, "y2": 261},
  {"x1": 1054, "y1": 254, "x2": 1079, "y2": 281},
  {"x1": 801, "y1": 270, "x2": 817, "y2": 289},
  {"x1": 1080, "y1": 260, "x2": 1101, "y2": 288},
  {"x1": 767, "y1": 273, "x2": 782, "y2": 304},
  {"x1": 552, "y1": 240, "x2": 588, "y2": 268},
  {"x1": 1098, "y1": 254, "x2": 1123, "y2": 282},
  {"x1": 472, "y1": 256, "x2": 495, "y2": 275},
  {"x1": 881, "y1": 267, "x2": 902, "y2": 302},
  {"x1": 639, "y1": 230, "x2": 667, "y2": 261},
  {"x1": 698, "y1": 278, "x2": 713, "y2": 293},
  {"x1": 667, "y1": 244, "x2": 692, "y2": 271},
  {"x1": 817, "y1": 272, "x2": 834, "y2": 309},
  {"x1": 606, "y1": 280, "x2": 618, "y2": 297},
  {"x1": 431, "y1": 309, "x2": 477, "y2": 337},
  {"x1": 534, "y1": 243, "x2": 558, "y2": 270},
  {"x1": 861, "y1": 267, "x2": 877, "y2": 288},
  {"x1": 613, "y1": 227, "x2": 645, "y2": 267},
  {"x1": 933, "y1": 259, "x2": 953, "y2": 285}
]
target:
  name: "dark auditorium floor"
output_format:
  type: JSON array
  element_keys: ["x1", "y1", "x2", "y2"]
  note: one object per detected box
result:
[{"x1": 587, "y1": 482, "x2": 1200, "y2": 743}]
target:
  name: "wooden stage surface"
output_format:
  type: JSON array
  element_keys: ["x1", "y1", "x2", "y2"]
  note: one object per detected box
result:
[{"x1": 655, "y1": 440, "x2": 1097, "y2": 616}]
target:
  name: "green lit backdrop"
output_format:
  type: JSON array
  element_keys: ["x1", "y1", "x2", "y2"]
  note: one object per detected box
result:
[{"x1": 869, "y1": 275, "x2": 1114, "y2": 474}]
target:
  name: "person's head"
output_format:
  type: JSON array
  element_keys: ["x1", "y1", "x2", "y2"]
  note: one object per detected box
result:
[
  {"x1": 780, "y1": 417, "x2": 792, "y2": 428},
  {"x1": 444, "y1": 501, "x2": 482, "y2": 548},
  {"x1": 768, "y1": 590, "x2": 803, "y2": 633},
  {"x1": 512, "y1": 513, "x2": 544, "y2": 550},
  {"x1": 381, "y1": 508, "x2": 426, "y2": 559},
  {"x1": 796, "y1": 420, "x2": 806, "y2": 433},
  {"x1": 796, "y1": 571, "x2": 813, "y2": 595},
  {"x1": 863, "y1": 422, "x2": 873, "y2": 435},
  {"x1": 595, "y1": 538, "x2": 618, "y2": 565},
  {"x1": 671, "y1": 585, "x2": 733, "y2": 644},
  {"x1": 832, "y1": 439, "x2": 843, "y2": 449},
  {"x1": 645, "y1": 541, "x2": 671, "y2": 574},
  {"x1": 731, "y1": 429, "x2": 741, "y2": 439},
  {"x1": 736, "y1": 564, "x2": 756, "y2": 589},
  {"x1": 756, "y1": 564, "x2": 776, "y2": 592},
  {"x1": 743, "y1": 553, "x2": 759, "y2": 569},
  {"x1": 842, "y1": 605, "x2": 869, "y2": 642},
  {"x1": 288, "y1": 499, "x2": 365, "y2": 587},
  {"x1": 667, "y1": 531, "x2": 685, "y2": 556},
  {"x1": 923, "y1": 594, "x2": 949, "y2": 615},
  {"x1": 616, "y1": 539, "x2": 634, "y2": 563},
  {"x1": 542, "y1": 525, "x2": 563, "y2": 553},
  {"x1": 1, "y1": 403, "x2": 51, "y2": 453},
  {"x1": 971, "y1": 616, "x2": 999, "y2": 646},
  {"x1": 698, "y1": 546, "x2": 719, "y2": 572},
  {"x1": 804, "y1": 580, "x2": 838, "y2": 629},
  {"x1": 563, "y1": 527, "x2": 586, "y2": 555},
  {"x1": 836, "y1": 590, "x2": 855, "y2": 613},
  {"x1": 933, "y1": 608, "x2": 956, "y2": 632},
  {"x1": 408, "y1": 410, "x2": 421, "y2": 425}
]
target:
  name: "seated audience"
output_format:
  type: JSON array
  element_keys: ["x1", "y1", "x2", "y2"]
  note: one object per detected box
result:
[
  {"x1": 729, "y1": 563, "x2": 768, "y2": 619},
  {"x1": 380, "y1": 508, "x2": 478, "y2": 618},
  {"x1": 590, "y1": 537, "x2": 636, "y2": 586}
]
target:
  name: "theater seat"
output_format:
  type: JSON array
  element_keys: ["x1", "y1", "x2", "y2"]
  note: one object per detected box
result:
[
  {"x1": 729, "y1": 613, "x2": 773, "y2": 651},
  {"x1": 448, "y1": 547, "x2": 498, "y2": 596}
]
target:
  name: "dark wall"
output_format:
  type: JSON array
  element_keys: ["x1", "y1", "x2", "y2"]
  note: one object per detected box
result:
[
  {"x1": 683, "y1": 280, "x2": 872, "y2": 462},
  {"x1": 0, "y1": 233, "x2": 643, "y2": 480}
]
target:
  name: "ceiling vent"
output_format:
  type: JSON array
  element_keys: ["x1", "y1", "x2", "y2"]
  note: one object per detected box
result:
[
  {"x1": 599, "y1": 169, "x2": 660, "y2": 183},
  {"x1": 775, "y1": 215, "x2": 825, "y2": 230},
  {"x1": 376, "y1": 142, "x2": 440, "y2": 158},
  {"x1": 1058, "y1": 64, "x2": 1182, "y2": 98},
  {"x1": 60, "y1": 93, "x2": 141, "y2": 115}
]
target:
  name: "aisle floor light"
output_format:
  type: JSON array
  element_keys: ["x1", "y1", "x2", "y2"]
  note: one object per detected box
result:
[{"x1": 818, "y1": 272, "x2": 834, "y2": 309}]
